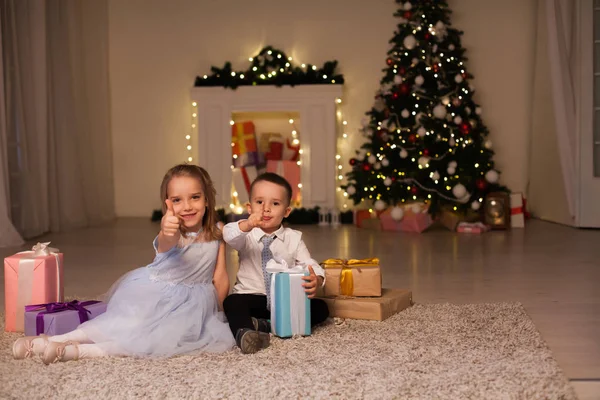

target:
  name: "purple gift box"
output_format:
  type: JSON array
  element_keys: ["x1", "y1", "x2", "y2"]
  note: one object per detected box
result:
[{"x1": 24, "y1": 300, "x2": 107, "y2": 336}]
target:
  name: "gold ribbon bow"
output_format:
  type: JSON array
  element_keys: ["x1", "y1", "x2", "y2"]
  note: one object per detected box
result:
[{"x1": 321, "y1": 258, "x2": 380, "y2": 296}]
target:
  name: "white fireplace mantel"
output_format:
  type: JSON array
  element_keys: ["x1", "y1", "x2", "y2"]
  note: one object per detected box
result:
[{"x1": 191, "y1": 84, "x2": 343, "y2": 210}]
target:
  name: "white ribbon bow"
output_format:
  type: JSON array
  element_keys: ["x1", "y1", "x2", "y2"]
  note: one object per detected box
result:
[
  {"x1": 31, "y1": 242, "x2": 59, "y2": 257},
  {"x1": 265, "y1": 258, "x2": 307, "y2": 275}
]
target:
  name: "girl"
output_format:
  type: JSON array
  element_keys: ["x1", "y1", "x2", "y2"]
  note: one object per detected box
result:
[{"x1": 13, "y1": 164, "x2": 235, "y2": 363}]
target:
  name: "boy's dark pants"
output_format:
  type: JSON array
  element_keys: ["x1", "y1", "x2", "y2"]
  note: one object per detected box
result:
[{"x1": 223, "y1": 294, "x2": 330, "y2": 335}]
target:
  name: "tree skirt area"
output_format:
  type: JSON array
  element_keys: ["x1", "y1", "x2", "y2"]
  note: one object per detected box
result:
[{"x1": 0, "y1": 303, "x2": 576, "y2": 399}]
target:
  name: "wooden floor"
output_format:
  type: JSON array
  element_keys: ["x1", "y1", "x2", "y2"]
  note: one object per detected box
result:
[{"x1": 1, "y1": 218, "x2": 599, "y2": 399}]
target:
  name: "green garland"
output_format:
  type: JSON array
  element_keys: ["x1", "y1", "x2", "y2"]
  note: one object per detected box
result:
[{"x1": 194, "y1": 46, "x2": 344, "y2": 89}]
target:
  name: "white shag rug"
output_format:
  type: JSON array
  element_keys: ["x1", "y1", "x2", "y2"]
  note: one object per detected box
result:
[{"x1": 0, "y1": 303, "x2": 576, "y2": 399}]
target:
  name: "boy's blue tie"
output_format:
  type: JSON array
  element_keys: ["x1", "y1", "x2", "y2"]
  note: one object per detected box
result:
[{"x1": 261, "y1": 235, "x2": 275, "y2": 310}]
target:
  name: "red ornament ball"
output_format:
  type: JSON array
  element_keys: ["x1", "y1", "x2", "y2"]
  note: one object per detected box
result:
[
  {"x1": 432, "y1": 64, "x2": 440, "y2": 73},
  {"x1": 423, "y1": 148, "x2": 430, "y2": 156},
  {"x1": 403, "y1": 11, "x2": 412, "y2": 19},
  {"x1": 349, "y1": 158, "x2": 357, "y2": 166},
  {"x1": 424, "y1": 33, "x2": 431, "y2": 40},
  {"x1": 386, "y1": 58, "x2": 393, "y2": 66},
  {"x1": 460, "y1": 122, "x2": 471, "y2": 135},
  {"x1": 410, "y1": 186, "x2": 418, "y2": 195},
  {"x1": 476, "y1": 178, "x2": 487, "y2": 190},
  {"x1": 408, "y1": 134, "x2": 417, "y2": 143},
  {"x1": 399, "y1": 83, "x2": 410, "y2": 95},
  {"x1": 399, "y1": 67, "x2": 407, "y2": 75},
  {"x1": 392, "y1": 92, "x2": 399, "y2": 99},
  {"x1": 363, "y1": 164, "x2": 371, "y2": 172}
]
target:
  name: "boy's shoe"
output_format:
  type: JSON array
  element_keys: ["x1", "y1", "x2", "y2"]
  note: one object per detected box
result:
[
  {"x1": 251, "y1": 317, "x2": 271, "y2": 334},
  {"x1": 235, "y1": 328, "x2": 270, "y2": 354}
]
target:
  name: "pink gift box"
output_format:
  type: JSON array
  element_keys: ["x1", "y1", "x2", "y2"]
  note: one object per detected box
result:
[
  {"x1": 4, "y1": 242, "x2": 64, "y2": 332},
  {"x1": 266, "y1": 160, "x2": 300, "y2": 203},
  {"x1": 457, "y1": 222, "x2": 490, "y2": 234},
  {"x1": 380, "y1": 204, "x2": 433, "y2": 233}
]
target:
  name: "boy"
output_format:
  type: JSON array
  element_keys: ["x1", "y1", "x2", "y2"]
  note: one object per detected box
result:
[{"x1": 223, "y1": 173, "x2": 329, "y2": 354}]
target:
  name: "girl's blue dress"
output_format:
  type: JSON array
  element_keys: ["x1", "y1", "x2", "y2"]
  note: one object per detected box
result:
[{"x1": 78, "y1": 234, "x2": 235, "y2": 356}]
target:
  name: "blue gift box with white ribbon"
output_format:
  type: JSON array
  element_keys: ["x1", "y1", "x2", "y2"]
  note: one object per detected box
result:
[{"x1": 267, "y1": 260, "x2": 311, "y2": 338}]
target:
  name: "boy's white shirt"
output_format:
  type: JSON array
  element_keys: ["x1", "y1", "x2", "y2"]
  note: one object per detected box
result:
[{"x1": 223, "y1": 220, "x2": 325, "y2": 295}]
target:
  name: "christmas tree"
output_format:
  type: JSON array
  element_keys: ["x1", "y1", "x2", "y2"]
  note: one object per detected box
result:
[{"x1": 342, "y1": 0, "x2": 506, "y2": 217}]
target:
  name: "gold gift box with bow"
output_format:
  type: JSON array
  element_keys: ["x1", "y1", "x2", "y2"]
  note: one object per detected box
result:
[{"x1": 320, "y1": 258, "x2": 382, "y2": 297}]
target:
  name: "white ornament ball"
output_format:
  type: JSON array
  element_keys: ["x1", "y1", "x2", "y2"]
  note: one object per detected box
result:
[
  {"x1": 374, "y1": 162, "x2": 382, "y2": 170},
  {"x1": 485, "y1": 169, "x2": 499, "y2": 184},
  {"x1": 418, "y1": 126, "x2": 426, "y2": 136},
  {"x1": 442, "y1": 97, "x2": 451, "y2": 105},
  {"x1": 384, "y1": 177, "x2": 392, "y2": 186},
  {"x1": 484, "y1": 139, "x2": 493, "y2": 149},
  {"x1": 368, "y1": 155, "x2": 377, "y2": 164},
  {"x1": 403, "y1": 1, "x2": 412, "y2": 10},
  {"x1": 374, "y1": 200, "x2": 387, "y2": 211},
  {"x1": 449, "y1": 138, "x2": 456, "y2": 147},
  {"x1": 431, "y1": 171, "x2": 440, "y2": 181},
  {"x1": 475, "y1": 107, "x2": 482, "y2": 115},
  {"x1": 465, "y1": 107, "x2": 472, "y2": 115},
  {"x1": 401, "y1": 109, "x2": 410, "y2": 118},
  {"x1": 458, "y1": 194, "x2": 471, "y2": 204},
  {"x1": 381, "y1": 158, "x2": 390, "y2": 167},
  {"x1": 449, "y1": 161, "x2": 458, "y2": 168},
  {"x1": 432, "y1": 44, "x2": 438, "y2": 53},
  {"x1": 447, "y1": 166, "x2": 456, "y2": 175},
  {"x1": 403, "y1": 35, "x2": 417, "y2": 50},
  {"x1": 449, "y1": 44, "x2": 456, "y2": 51},
  {"x1": 455, "y1": 74, "x2": 464, "y2": 83},
  {"x1": 390, "y1": 206, "x2": 404, "y2": 221},
  {"x1": 415, "y1": 75, "x2": 425, "y2": 86},
  {"x1": 412, "y1": 58, "x2": 419, "y2": 65},
  {"x1": 452, "y1": 184, "x2": 467, "y2": 199},
  {"x1": 418, "y1": 156, "x2": 430, "y2": 167},
  {"x1": 471, "y1": 201, "x2": 481, "y2": 211},
  {"x1": 394, "y1": 75, "x2": 403, "y2": 84},
  {"x1": 400, "y1": 149, "x2": 408, "y2": 159},
  {"x1": 346, "y1": 185, "x2": 356, "y2": 195},
  {"x1": 453, "y1": 116, "x2": 463, "y2": 125},
  {"x1": 433, "y1": 104, "x2": 447, "y2": 119}
]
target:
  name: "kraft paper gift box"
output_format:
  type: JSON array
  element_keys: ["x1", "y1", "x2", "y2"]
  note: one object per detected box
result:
[
  {"x1": 510, "y1": 192, "x2": 525, "y2": 228},
  {"x1": 317, "y1": 288, "x2": 413, "y2": 321},
  {"x1": 320, "y1": 258, "x2": 382, "y2": 297},
  {"x1": 231, "y1": 121, "x2": 260, "y2": 167},
  {"x1": 266, "y1": 160, "x2": 301, "y2": 204},
  {"x1": 231, "y1": 166, "x2": 258, "y2": 204},
  {"x1": 4, "y1": 242, "x2": 64, "y2": 332},
  {"x1": 266, "y1": 259, "x2": 311, "y2": 338},
  {"x1": 24, "y1": 300, "x2": 107, "y2": 336}
]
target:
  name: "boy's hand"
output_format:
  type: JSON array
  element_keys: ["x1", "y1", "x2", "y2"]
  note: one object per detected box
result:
[
  {"x1": 161, "y1": 199, "x2": 181, "y2": 238},
  {"x1": 241, "y1": 203, "x2": 266, "y2": 231},
  {"x1": 302, "y1": 265, "x2": 322, "y2": 298}
]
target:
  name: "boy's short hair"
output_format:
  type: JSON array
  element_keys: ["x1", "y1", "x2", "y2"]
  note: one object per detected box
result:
[{"x1": 249, "y1": 172, "x2": 293, "y2": 205}]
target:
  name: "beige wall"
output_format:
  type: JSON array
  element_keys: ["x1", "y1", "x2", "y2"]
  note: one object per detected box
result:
[{"x1": 109, "y1": 0, "x2": 540, "y2": 217}]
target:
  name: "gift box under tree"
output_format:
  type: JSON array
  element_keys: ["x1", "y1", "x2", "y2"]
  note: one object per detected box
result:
[
  {"x1": 379, "y1": 203, "x2": 433, "y2": 233},
  {"x1": 4, "y1": 242, "x2": 64, "y2": 332}
]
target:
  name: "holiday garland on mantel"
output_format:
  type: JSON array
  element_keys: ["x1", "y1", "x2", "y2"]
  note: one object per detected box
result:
[{"x1": 194, "y1": 46, "x2": 344, "y2": 89}]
